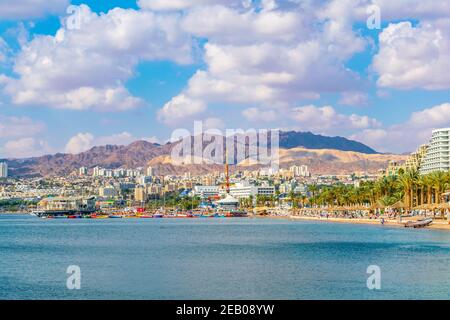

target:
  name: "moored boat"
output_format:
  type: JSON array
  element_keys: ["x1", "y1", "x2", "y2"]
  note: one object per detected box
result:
[{"x1": 405, "y1": 218, "x2": 433, "y2": 228}]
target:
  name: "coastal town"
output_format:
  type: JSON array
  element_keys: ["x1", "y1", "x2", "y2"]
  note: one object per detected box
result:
[
  {"x1": 2, "y1": 0, "x2": 450, "y2": 303},
  {"x1": 1, "y1": 128, "x2": 450, "y2": 230}
]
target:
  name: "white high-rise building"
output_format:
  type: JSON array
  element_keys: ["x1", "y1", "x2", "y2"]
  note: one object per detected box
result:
[
  {"x1": 0, "y1": 162, "x2": 8, "y2": 178},
  {"x1": 92, "y1": 166, "x2": 101, "y2": 177},
  {"x1": 146, "y1": 166, "x2": 155, "y2": 176},
  {"x1": 420, "y1": 128, "x2": 450, "y2": 174},
  {"x1": 79, "y1": 167, "x2": 88, "y2": 176},
  {"x1": 290, "y1": 165, "x2": 310, "y2": 177}
]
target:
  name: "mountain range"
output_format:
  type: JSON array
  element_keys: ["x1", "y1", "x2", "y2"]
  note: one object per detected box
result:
[{"x1": 2, "y1": 131, "x2": 401, "y2": 177}]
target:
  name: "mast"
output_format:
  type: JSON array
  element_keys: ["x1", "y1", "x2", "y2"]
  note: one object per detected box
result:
[{"x1": 225, "y1": 148, "x2": 230, "y2": 194}]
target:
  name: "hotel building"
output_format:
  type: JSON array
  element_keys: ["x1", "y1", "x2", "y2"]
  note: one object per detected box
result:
[
  {"x1": 289, "y1": 165, "x2": 310, "y2": 177},
  {"x1": 228, "y1": 183, "x2": 275, "y2": 199},
  {"x1": 0, "y1": 162, "x2": 7, "y2": 178},
  {"x1": 405, "y1": 144, "x2": 428, "y2": 171},
  {"x1": 420, "y1": 128, "x2": 450, "y2": 174},
  {"x1": 79, "y1": 167, "x2": 88, "y2": 176},
  {"x1": 193, "y1": 186, "x2": 220, "y2": 198}
]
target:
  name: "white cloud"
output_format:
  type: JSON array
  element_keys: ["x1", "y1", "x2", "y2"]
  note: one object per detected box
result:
[
  {"x1": 181, "y1": 4, "x2": 305, "y2": 44},
  {"x1": 373, "y1": 20, "x2": 450, "y2": 90},
  {"x1": 1, "y1": 5, "x2": 193, "y2": 111},
  {"x1": 370, "y1": 0, "x2": 450, "y2": 20},
  {"x1": 290, "y1": 105, "x2": 381, "y2": 135},
  {"x1": 351, "y1": 103, "x2": 450, "y2": 153},
  {"x1": 1, "y1": 137, "x2": 52, "y2": 158},
  {"x1": 138, "y1": 0, "x2": 239, "y2": 11},
  {"x1": 0, "y1": 115, "x2": 45, "y2": 138},
  {"x1": 242, "y1": 107, "x2": 278, "y2": 122},
  {"x1": 157, "y1": 94, "x2": 207, "y2": 125},
  {"x1": 320, "y1": 0, "x2": 450, "y2": 23},
  {"x1": 0, "y1": 0, "x2": 69, "y2": 19},
  {"x1": 158, "y1": 3, "x2": 367, "y2": 123},
  {"x1": 65, "y1": 133, "x2": 94, "y2": 154},
  {"x1": 203, "y1": 117, "x2": 225, "y2": 130},
  {"x1": 339, "y1": 91, "x2": 369, "y2": 107}
]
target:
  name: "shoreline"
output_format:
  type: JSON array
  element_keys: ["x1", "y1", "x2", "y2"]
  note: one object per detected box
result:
[
  {"x1": 286, "y1": 215, "x2": 450, "y2": 231},
  {"x1": 4, "y1": 212, "x2": 450, "y2": 231}
]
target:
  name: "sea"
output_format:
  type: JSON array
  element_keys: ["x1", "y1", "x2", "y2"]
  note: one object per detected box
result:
[{"x1": 1, "y1": 214, "x2": 449, "y2": 300}]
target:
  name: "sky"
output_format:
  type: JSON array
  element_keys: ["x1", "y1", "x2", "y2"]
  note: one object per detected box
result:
[{"x1": 0, "y1": 0, "x2": 450, "y2": 158}]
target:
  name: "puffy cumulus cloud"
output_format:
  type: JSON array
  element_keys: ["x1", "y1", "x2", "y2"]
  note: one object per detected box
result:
[
  {"x1": 65, "y1": 131, "x2": 160, "y2": 154},
  {"x1": 158, "y1": 2, "x2": 367, "y2": 124},
  {"x1": 242, "y1": 107, "x2": 278, "y2": 122},
  {"x1": 351, "y1": 103, "x2": 450, "y2": 153},
  {"x1": 373, "y1": 21, "x2": 450, "y2": 90},
  {"x1": 0, "y1": 0, "x2": 69, "y2": 19},
  {"x1": 0, "y1": 115, "x2": 45, "y2": 138},
  {"x1": 319, "y1": 0, "x2": 450, "y2": 23},
  {"x1": 158, "y1": 94, "x2": 207, "y2": 125},
  {"x1": 1, "y1": 5, "x2": 193, "y2": 111},
  {"x1": 370, "y1": 0, "x2": 450, "y2": 20},
  {"x1": 138, "y1": 0, "x2": 283, "y2": 12},
  {"x1": 1, "y1": 137, "x2": 52, "y2": 158},
  {"x1": 290, "y1": 105, "x2": 381, "y2": 136},
  {"x1": 65, "y1": 133, "x2": 94, "y2": 154},
  {"x1": 339, "y1": 91, "x2": 369, "y2": 107},
  {"x1": 181, "y1": 4, "x2": 307, "y2": 45},
  {"x1": 138, "y1": 0, "x2": 238, "y2": 11}
]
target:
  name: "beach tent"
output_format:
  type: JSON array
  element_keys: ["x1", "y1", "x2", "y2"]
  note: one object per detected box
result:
[
  {"x1": 389, "y1": 200, "x2": 406, "y2": 210},
  {"x1": 437, "y1": 203, "x2": 450, "y2": 210},
  {"x1": 423, "y1": 204, "x2": 438, "y2": 210},
  {"x1": 369, "y1": 202, "x2": 385, "y2": 210}
]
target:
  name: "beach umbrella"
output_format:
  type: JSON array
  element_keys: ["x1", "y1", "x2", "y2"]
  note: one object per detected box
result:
[
  {"x1": 423, "y1": 203, "x2": 437, "y2": 210},
  {"x1": 437, "y1": 203, "x2": 450, "y2": 210},
  {"x1": 369, "y1": 202, "x2": 385, "y2": 210},
  {"x1": 389, "y1": 200, "x2": 406, "y2": 209}
]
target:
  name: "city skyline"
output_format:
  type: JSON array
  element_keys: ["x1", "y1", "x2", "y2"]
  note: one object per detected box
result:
[{"x1": 1, "y1": 0, "x2": 450, "y2": 159}]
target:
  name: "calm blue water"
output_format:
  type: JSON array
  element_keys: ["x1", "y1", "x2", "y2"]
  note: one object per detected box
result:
[{"x1": 1, "y1": 214, "x2": 449, "y2": 300}]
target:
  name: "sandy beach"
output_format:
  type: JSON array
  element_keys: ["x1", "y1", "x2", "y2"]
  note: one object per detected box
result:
[{"x1": 288, "y1": 215, "x2": 450, "y2": 231}]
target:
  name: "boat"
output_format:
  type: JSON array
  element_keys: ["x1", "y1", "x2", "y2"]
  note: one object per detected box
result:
[
  {"x1": 53, "y1": 215, "x2": 68, "y2": 219},
  {"x1": 109, "y1": 215, "x2": 123, "y2": 219},
  {"x1": 123, "y1": 215, "x2": 138, "y2": 219},
  {"x1": 404, "y1": 218, "x2": 433, "y2": 228},
  {"x1": 232, "y1": 211, "x2": 248, "y2": 217},
  {"x1": 153, "y1": 213, "x2": 164, "y2": 218}
]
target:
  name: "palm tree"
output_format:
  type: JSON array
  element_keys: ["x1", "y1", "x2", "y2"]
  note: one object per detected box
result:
[
  {"x1": 430, "y1": 171, "x2": 449, "y2": 205},
  {"x1": 308, "y1": 184, "x2": 319, "y2": 198},
  {"x1": 398, "y1": 170, "x2": 418, "y2": 209}
]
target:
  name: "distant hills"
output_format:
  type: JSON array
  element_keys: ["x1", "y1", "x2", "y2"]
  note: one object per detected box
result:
[
  {"x1": 279, "y1": 131, "x2": 377, "y2": 154},
  {"x1": 2, "y1": 131, "x2": 391, "y2": 177}
]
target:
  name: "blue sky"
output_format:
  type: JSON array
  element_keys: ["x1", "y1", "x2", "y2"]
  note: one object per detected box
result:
[{"x1": 1, "y1": 0, "x2": 450, "y2": 158}]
